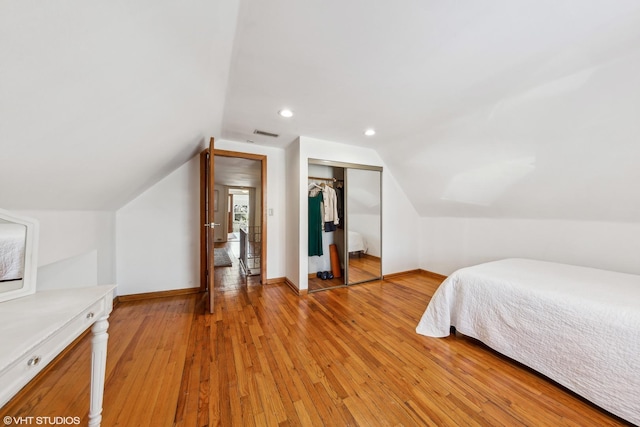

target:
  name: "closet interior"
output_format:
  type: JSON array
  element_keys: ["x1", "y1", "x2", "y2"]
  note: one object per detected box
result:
[{"x1": 308, "y1": 159, "x2": 382, "y2": 292}]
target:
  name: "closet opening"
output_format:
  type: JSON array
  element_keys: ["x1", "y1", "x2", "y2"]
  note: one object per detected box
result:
[{"x1": 307, "y1": 159, "x2": 382, "y2": 292}]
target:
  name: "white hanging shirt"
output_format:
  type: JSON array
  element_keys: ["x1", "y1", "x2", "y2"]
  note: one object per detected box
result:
[{"x1": 322, "y1": 186, "x2": 339, "y2": 225}]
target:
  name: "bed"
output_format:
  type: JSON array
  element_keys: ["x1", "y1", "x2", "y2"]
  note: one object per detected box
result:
[
  {"x1": 0, "y1": 223, "x2": 26, "y2": 282},
  {"x1": 348, "y1": 231, "x2": 367, "y2": 255},
  {"x1": 416, "y1": 258, "x2": 640, "y2": 425}
]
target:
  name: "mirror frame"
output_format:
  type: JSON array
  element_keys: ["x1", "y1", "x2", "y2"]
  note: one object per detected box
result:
[{"x1": 0, "y1": 208, "x2": 39, "y2": 302}]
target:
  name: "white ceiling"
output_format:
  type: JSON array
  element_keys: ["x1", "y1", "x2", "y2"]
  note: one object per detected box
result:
[
  {"x1": 1, "y1": 0, "x2": 240, "y2": 209},
  {"x1": 3, "y1": 1, "x2": 640, "y2": 221}
]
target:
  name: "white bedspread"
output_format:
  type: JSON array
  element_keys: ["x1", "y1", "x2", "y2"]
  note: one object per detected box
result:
[
  {"x1": 348, "y1": 231, "x2": 366, "y2": 253},
  {"x1": 416, "y1": 258, "x2": 640, "y2": 425},
  {"x1": 0, "y1": 223, "x2": 26, "y2": 282}
]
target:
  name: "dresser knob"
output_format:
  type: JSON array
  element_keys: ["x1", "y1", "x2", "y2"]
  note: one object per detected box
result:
[
  {"x1": 27, "y1": 356, "x2": 41, "y2": 366},
  {"x1": 86, "y1": 312, "x2": 95, "y2": 319}
]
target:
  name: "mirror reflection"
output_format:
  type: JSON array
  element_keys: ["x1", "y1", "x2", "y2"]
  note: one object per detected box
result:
[
  {"x1": 0, "y1": 219, "x2": 27, "y2": 293},
  {"x1": 347, "y1": 168, "x2": 382, "y2": 285}
]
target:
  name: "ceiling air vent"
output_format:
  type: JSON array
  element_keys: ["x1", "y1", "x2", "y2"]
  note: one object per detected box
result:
[{"x1": 253, "y1": 129, "x2": 279, "y2": 138}]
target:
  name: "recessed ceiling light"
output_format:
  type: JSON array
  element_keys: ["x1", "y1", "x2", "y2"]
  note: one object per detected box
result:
[
  {"x1": 364, "y1": 129, "x2": 376, "y2": 136},
  {"x1": 278, "y1": 109, "x2": 293, "y2": 118}
]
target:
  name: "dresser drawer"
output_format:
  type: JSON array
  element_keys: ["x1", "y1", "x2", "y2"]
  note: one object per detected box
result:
[{"x1": 0, "y1": 297, "x2": 107, "y2": 406}]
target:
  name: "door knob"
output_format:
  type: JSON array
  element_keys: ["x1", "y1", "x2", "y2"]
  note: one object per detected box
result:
[{"x1": 204, "y1": 223, "x2": 220, "y2": 228}]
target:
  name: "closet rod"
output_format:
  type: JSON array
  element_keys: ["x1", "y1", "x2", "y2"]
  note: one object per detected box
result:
[{"x1": 308, "y1": 176, "x2": 343, "y2": 182}]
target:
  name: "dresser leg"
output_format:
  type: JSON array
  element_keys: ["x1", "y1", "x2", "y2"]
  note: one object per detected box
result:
[{"x1": 88, "y1": 316, "x2": 109, "y2": 427}]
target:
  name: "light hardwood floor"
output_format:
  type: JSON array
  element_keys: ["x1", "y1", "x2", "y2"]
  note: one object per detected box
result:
[{"x1": 1, "y1": 273, "x2": 628, "y2": 426}]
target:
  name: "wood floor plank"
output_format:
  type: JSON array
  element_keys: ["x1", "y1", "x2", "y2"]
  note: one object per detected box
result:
[{"x1": 1, "y1": 271, "x2": 630, "y2": 426}]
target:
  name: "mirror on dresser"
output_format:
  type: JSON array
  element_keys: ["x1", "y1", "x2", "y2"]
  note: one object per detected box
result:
[{"x1": 0, "y1": 208, "x2": 39, "y2": 302}]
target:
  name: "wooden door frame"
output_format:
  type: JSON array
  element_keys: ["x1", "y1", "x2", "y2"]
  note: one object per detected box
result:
[
  {"x1": 200, "y1": 148, "x2": 267, "y2": 289},
  {"x1": 199, "y1": 150, "x2": 208, "y2": 292}
]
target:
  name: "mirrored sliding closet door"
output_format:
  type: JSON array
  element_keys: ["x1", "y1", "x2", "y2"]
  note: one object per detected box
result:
[{"x1": 345, "y1": 168, "x2": 382, "y2": 285}]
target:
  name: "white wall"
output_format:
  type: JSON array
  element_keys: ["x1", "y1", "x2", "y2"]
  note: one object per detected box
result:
[
  {"x1": 116, "y1": 156, "x2": 201, "y2": 295},
  {"x1": 17, "y1": 210, "x2": 116, "y2": 289},
  {"x1": 37, "y1": 250, "x2": 98, "y2": 290},
  {"x1": 420, "y1": 217, "x2": 640, "y2": 276},
  {"x1": 377, "y1": 157, "x2": 421, "y2": 275},
  {"x1": 292, "y1": 136, "x2": 421, "y2": 291},
  {"x1": 308, "y1": 227, "x2": 338, "y2": 274},
  {"x1": 285, "y1": 139, "x2": 301, "y2": 287},
  {"x1": 116, "y1": 139, "x2": 287, "y2": 296}
]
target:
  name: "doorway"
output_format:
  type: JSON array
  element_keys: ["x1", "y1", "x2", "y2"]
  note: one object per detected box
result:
[
  {"x1": 224, "y1": 187, "x2": 251, "y2": 263},
  {"x1": 229, "y1": 188, "x2": 250, "y2": 239},
  {"x1": 200, "y1": 149, "x2": 267, "y2": 295}
]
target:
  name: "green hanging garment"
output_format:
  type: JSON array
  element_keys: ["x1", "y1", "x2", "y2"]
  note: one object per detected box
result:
[{"x1": 308, "y1": 194, "x2": 323, "y2": 256}]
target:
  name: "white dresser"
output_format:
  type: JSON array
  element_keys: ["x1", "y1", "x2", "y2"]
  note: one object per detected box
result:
[{"x1": 0, "y1": 285, "x2": 117, "y2": 427}]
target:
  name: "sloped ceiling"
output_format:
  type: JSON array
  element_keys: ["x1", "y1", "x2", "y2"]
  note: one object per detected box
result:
[
  {"x1": 223, "y1": 0, "x2": 640, "y2": 221},
  {"x1": 3, "y1": 1, "x2": 640, "y2": 222},
  {"x1": 1, "y1": 0, "x2": 240, "y2": 209}
]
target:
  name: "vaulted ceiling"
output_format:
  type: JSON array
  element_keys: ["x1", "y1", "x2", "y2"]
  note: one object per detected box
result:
[
  {"x1": 1, "y1": 1, "x2": 239, "y2": 209},
  {"x1": 3, "y1": 1, "x2": 640, "y2": 221}
]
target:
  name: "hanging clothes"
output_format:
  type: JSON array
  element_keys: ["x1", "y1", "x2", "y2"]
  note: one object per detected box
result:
[
  {"x1": 324, "y1": 221, "x2": 336, "y2": 232},
  {"x1": 308, "y1": 183, "x2": 322, "y2": 197},
  {"x1": 322, "y1": 185, "x2": 339, "y2": 226},
  {"x1": 335, "y1": 185, "x2": 344, "y2": 229},
  {"x1": 308, "y1": 194, "x2": 323, "y2": 256}
]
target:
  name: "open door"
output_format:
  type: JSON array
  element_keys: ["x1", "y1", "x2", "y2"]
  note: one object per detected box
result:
[
  {"x1": 206, "y1": 137, "x2": 216, "y2": 313},
  {"x1": 200, "y1": 145, "x2": 268, "y2": 305}
]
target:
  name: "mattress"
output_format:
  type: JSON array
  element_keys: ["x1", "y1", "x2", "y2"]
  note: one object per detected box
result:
[
  {"x1": 348, "y1": 231, "x2": 366, "y2": 253},
  {"x1": 0, "y1": 223, "x2": 26, "y2": 282},
  {"x1": 416, "y1": 258, "x2": 640, "y2": 425}
]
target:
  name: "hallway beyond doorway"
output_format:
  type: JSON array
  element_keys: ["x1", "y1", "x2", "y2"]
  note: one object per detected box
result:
[{"x1": 214, "y1": 240, "x2": 260, "y2": 292}]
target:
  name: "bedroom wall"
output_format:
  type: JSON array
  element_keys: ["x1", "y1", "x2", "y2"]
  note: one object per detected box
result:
[
  {"x1": 16, "y1": 210, "x2": 116, "y2": 289},
  {"x1": 285, "y1": 138, "x2": 301, "y2": 288},
  {"x1": 37, "y1": 250, "x2": 98, "y2": 290},
  {"x1": 116, "y1": 140, "x2": 288, "y2": 296},
  {"x1": 116, "y1": 155, "x2": 201, "y2": 295},
  {"x1": 420, "y1": 217, "x2": 640, "y2": 276}
]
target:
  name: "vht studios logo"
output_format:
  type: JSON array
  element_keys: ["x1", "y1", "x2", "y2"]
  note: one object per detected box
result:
[{"x1": 3, "y1": 416, "x2": 80, "y2": 425}]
